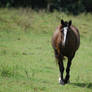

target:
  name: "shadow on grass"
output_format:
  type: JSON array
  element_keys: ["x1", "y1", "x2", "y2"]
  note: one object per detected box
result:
[{"x1": 70, "y1": 82, "x2": 92, "y2": 89}]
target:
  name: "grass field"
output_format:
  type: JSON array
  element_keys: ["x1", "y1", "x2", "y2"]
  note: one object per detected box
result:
[{"x1": 0, "y1": 8, "x2": 92, "y2": 92}]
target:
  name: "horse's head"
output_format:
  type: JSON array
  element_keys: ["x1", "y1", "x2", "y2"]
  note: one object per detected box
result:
[
  {"x1": 60, "y1": 19, "x2": 72, "y2": 46},
  {"x1": 61, "y1": 19, "x2": 72, "y2": 32}
]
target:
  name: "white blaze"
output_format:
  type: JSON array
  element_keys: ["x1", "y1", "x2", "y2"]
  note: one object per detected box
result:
[{"x1": 62, "y1": 27, "x2": 68, "y2": 46}]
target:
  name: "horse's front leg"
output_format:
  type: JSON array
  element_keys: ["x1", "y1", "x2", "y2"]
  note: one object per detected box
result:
[
  {"x1": 58, "y1": 57, "x2": 64, "y2": 85},
  {"x1": 54, "y1": 49, "x2": 64, "y2": 85},
  {"x1": 64, "y1": 53, "x2": 75, "y2": 84}
]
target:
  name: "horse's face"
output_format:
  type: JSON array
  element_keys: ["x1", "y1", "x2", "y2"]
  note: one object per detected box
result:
[
  {"x1": 60, "y1": 19, "x2": 72, "y2": 46},
  {"x1": 61, "y1": 19, "x2": 72, "y2": 32}
]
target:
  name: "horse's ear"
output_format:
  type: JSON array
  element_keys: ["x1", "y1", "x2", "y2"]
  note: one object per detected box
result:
[
  {"x1": 69, "y1": 20, "x2": 72, "y2": 26},
  {"x1": 61, "y1": 19, "x2": 64, "y2": 25}
]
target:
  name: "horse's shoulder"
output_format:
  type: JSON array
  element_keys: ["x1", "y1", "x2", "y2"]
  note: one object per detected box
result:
[
  {"x1": 70, "y1": 25, "x2": 80, "y2": 35},
  {"x1": 70, "y1": 25, "x2": 80, "y2": 48},
  {"x1": 52, "y1": 25, "x2": 62, "y2": 48},
  {"x1": 53, "y1": 24, "x2": 61, "y2": 38}
]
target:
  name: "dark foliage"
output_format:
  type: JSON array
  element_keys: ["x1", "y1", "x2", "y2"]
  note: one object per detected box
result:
[{"x1": 0, "y1": 0, "x2": 92, "y2": 14}]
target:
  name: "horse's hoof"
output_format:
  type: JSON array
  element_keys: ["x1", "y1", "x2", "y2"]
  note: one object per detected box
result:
[
  {"x1": 59, "y1": 77, "x2": 65, "y2": 85},
  {"x1": 64, "y1": 80, "x2": 70, "y2": 84},
  {"x1": 60, "y1": 80, "x2": 65, "y2": 85}
]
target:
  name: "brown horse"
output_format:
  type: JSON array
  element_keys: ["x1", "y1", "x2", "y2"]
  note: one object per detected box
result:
[{"x1": 52, "y1": 19, "x2": 80, "y2": 85}]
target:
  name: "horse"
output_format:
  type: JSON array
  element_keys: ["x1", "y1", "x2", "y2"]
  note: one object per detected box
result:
[{"x1": 51, "y1": 19, "x2": 80, "y2": 85}]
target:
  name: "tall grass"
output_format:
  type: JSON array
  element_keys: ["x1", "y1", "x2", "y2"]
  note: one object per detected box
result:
[{"x1": 0, "y1": 8, "x2": 92, "y2": 92}]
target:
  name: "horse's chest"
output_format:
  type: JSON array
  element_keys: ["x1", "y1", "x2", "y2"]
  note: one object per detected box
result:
[
  {"x1": 60, "y1": 46, "x2": 73, "y2": 57},
  {"x1": 60, "y1": 35, "x2": 76, "y2": 56}
]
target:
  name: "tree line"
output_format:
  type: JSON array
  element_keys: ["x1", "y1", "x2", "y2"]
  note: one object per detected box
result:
[{"x1": 0, "y1": 0, "x2": 92, "y2": 14}]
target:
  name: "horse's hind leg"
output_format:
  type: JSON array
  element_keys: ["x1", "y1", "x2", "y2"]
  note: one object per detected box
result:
[{"x1": 64, "y1": 53, "x2": 75, "y2": 84}]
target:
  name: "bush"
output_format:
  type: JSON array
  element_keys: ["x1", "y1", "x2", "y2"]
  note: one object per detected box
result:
[
  {"x1": 60, "y1": 0, "x2": 85, "y2": 14},
  {"x1": 0, "y1": 0, "x2": 92, "y2": 13},
  {"x1": 82, "y1": 0, "x2": 92, "y2": 12}
]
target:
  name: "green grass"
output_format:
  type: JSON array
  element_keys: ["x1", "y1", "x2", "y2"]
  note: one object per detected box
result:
[{"x1": 0, "y1": 8, "x2": 92, "y2": 92}]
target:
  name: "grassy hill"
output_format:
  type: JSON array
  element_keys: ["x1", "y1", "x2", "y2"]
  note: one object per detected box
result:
[{"x1": 0, "y1": 8, "x2": 92, "y2": 92}]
